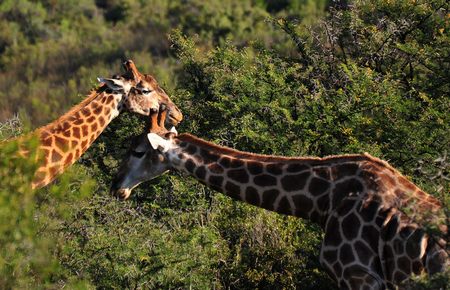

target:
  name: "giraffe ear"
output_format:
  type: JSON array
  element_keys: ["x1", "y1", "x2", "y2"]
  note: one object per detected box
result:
[
  {"x1": 147, "y1": 133, "x2": 172, "y2": 152},
  {"x1": 97, "y1": 77, "x2": 126, "y2": 91}
]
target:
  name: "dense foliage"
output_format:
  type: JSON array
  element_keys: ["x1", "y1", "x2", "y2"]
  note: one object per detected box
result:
[{"x1": 0, "y1": 0, "x2": 448, "y2": 289}]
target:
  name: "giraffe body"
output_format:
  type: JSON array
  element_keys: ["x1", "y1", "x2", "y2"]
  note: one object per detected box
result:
[
  {"x1": 111, "y1": 111, "x2": 448, "y2": 289},
  {"x1": 7, "y1": 60, "x2": 183, "y2": 189}
]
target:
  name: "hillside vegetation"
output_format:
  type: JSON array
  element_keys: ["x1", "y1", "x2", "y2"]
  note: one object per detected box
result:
[{"x1": 0, "y1": 0, "x2": 448, "y2": 288}]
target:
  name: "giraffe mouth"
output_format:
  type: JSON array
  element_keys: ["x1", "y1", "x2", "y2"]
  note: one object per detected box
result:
[
  {"x1": 112, "y1": 187, "x2": 132, "y2": 200},
  {"x1": 169, "y1": 115, "x2": 182, "y2": 126}
]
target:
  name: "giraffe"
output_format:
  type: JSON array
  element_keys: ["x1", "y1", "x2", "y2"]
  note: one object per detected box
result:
[
  {"x1": 110, "y1": 109, "x2": 448, "y2": 290},
  {"x1": 9, "y1": 60, "x2": 183, "y2": 189}
]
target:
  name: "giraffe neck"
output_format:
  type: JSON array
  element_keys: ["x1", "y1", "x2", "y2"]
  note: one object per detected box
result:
[
  {"x1": 168, "y1": 134, "x2": 377, "y2": 226},
  {"x1": 31, "y1": 86, "x2": 124, "y2": 188}
]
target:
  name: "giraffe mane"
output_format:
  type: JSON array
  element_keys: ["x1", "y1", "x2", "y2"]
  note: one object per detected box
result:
[{"x1": 177, "y1": 133, "x2": 394, "y2": 167}]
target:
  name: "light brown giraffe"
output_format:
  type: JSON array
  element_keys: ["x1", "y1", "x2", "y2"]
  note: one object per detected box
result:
[
  {"x1": 111, "y1": 109, "x2": 448, "y2": 290},
  {"x1": 10, "y1": 60, "x2": 183, "y2": 189}
]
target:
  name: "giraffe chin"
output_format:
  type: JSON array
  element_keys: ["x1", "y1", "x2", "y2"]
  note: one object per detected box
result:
[{"x1": 113, "y1": 188, "x2": 132, "y2": 200}]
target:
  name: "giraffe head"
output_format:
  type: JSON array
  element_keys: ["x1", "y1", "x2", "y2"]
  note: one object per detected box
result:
[
  {"x1": 100, "y1": 60, "x2": 183, "y2": 125},
  {"x1": 111, "y1": 107, "x2": 178, "y2": 199}
]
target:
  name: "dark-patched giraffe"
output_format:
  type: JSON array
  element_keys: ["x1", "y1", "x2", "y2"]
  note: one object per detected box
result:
[
  {"x1": 111, "y1": 109, "x2": 448, "y2": 290},
  {"x1": 14, "y1": 60, "x2": 182, "y2": 189}
]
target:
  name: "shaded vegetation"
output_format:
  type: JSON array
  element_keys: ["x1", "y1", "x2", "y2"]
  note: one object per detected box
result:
[{"x1": 0, "y1": 0, "x2": 448, "y2": 288}]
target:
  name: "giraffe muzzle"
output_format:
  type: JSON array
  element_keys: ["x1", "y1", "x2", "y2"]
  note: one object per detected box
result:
[{"x1": 112, "y1": 187, "x2": 132, "y2": 200}]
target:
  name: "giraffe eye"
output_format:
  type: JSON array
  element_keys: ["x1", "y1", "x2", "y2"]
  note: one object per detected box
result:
[
  {"x1": 130, "y1": 150, "x2": 146, "y2": 158},
  {"x1": 142, "y1": 89, "x2": 152, "y2": 95}
]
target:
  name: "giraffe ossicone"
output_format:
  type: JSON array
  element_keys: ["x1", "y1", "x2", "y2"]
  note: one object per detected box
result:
[
  {"x1": 11, "y1": 60, "x2": 183, "y2": 189},
  {"x1": 111, "y1": 109, "x2": 448, "y2": 290}
]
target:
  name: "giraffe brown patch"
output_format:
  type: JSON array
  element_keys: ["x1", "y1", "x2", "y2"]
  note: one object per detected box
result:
[
  {"x1": 81, "y1": 108, "x2": 91, "y2": 117},
  {"x1": 277, "y1": 196, "x2": 291, "y2": 215},
  {"x1": 62, "y1": 130, "x2": 71, "y2": 138},
  {"x1": 362, "y1": 225, "x2": 379, "y2": 251},
  {"x1": 86, "y1": 116, "x2": 96, "y2": 123},
  {"x1": 383, "y1": 215, "x2": 399, "y2": 241},
  {"x1": 333, "y1": 163, "x2": 359, "y2": 180},
  {"x1": 91, "y1": 123, "x2": 98, "y2": 132},
  {"x1": 280, "y1": 172, "x2": 310, "y2": 192},
  {"x1": 254, "y1": 174, "x2": 277, "y2": 187},
  {"x1": 89, "y1": 135, "x2": 95, "y2": 144},
  {"x1": 342, "y1": 213, "x2": 360, "y2": 240},
  {"x1": 323, "y1": 250, "x2": 338, "y2": 264},
  {"x1": 219, "y1": 157, "x2": 231, "y2": 168},
  {"x1": 339, "y1": 243, "x2": 354, "y2": 265},
  {"x1": 225, "y1": 181, "x2": 241, "y2": 200},
  {"x1": 292, "y1": 194, "x2": 313, "y2": 218},
  {"x1": 81, "y1": 140, "x2": 88, "y2": 149},
  {"x1": 186, "y1": 145, "x2": 197, "y2": 155},
  {"x1": 247, "y1": 161, "x2": 263, "y2": 175},
  {"x1": 286, "y1": 163, "x2": 309, "y2": 173},
  {"x1": 261, "y1": 189, "x2": 279, "y2": 211},
  {"x1": 336, "y1": 198, "x2": 356, "y2": 216},
  {"x1": 245, "y1": 186, "x2": 260, "y2": 206},
  {"x1": 397, "y1": 257, "x2": 411, "y2": 273},
  {"x1": 354, "y1": 241, "x2": 372, "y2": 265},
  {"x1": 51, "y1": 151, "x2": 62, "y2": 163},
  {"x1": 195, "y1": 166, "x2": 206, "y2": 179},
  {"x1": 64, "y1": 153, "x2": 73, "y2": 165},
  {"x1": 81, "y1": 125, "x2": 89, "y2": 137},
  {"x1": 266, "y1": 163, "x2": 282, "y2": 175},
  {"x1": 209, "y1": 175, "x2": 224, "y2": 188},
  {"x1": 227, "y1": 169, "x2": 249, "y2": 183},
  {"x1": 74, "y1": 118, "x2": 84, "y2": 125},
  {"x1": 405, "y1": 230, "x2": 423, "y2": 259},
  {"x1": 62, "y1": 121, "x2": 70, "y2": 131},
  {"x1": 309, "y1": 177, "x2": 329, "y2": 196},
  {"x1": 208, "y1": 163, "x2": 224, "y2": 174},
  {"x1": 54, "y1": 135, "x2": 67, "y2": 151},
  {"x1": 49, "y1": 165, "x2": 61, "y2": 177},
  {"x1": 333, "y1": 262, "x2": 343, "y2": 279},
  {"x1": 360, "y1": 200, "x2": 379, "y2": 222},
  {"x1": 41, "y1": 136, "x2": 53, "y2": 147},
  {"x1": 40, "y1": 130, "x2": 50, "y2": 139},
  {"x1": 370, "y1": 258, "x2": 383, "y2": 278},
  {"x1": 185, "y1": 159, "x2": 196, "y2": 174},
  {"x1": 393, "y1": 238, "x2": 404, "y2": 255},
  {"x1": 106, "y1": 95, "x2": 114, "y2": 104},
  {"x1": 230, "y1": 158, "x2": 244, "y2": 168},
  {"x1": 73, "y1": 127, "x2": 81, "y2": 139},
  {"x1": 332, "y1": 179, "x2": 364, "y2": 208},
  {"x1": 412, "y1": 261, "x2": 422, "y2": 274},
  {"x1": 71, "y1": 140, "x2": 78, "y2": 148},
  {"x1": 192, "y1": 154, "x2": 204, "y2": 164},
  {"x1": 324, "y1": 216, "x2": 341, "y2": 247},
  {"x1": 200, "y1": 149, "x2": 220, "y2": 163},
  {"x1": 317, "y1": 194, "x2": 330, "y2": 213},
  {"x1": 75, "y1": 149, "x2": 81, "y2": 158},
  {"x1": 314, "y1": 167, "x2": 330, "y2": 179},
  {"x1": 310, "y1": 211, "x2": 321, "y2": 224},
  {"x1": 393, "y1": 271, "x2": 408, "y2": 283},
  {"x1": 99, "y1": 116, "x2": 106, "y2": 127},
  {"x1": 93, "y1": 106, "x2": 102, "y2": 115}
]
